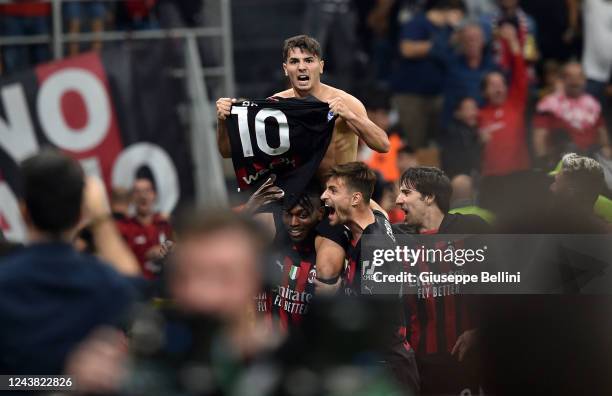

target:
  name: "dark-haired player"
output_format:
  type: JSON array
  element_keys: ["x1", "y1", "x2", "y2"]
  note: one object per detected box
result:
[
  {"x1": 395, "y1": 166, "x2": 490, "y2": 395},
  {"x1": 216, "y1": 35, "x2": 391, "y2": 286}
]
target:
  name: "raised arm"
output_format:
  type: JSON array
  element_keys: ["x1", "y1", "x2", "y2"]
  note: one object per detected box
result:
[
  {"x1": 216, "y1": 97, "x2": 235, "y2": 158},
  {"x1": 328, "y1": 94, "x2": 390, "y2": 153},
  {"x1": 82, "y1": 177, "x2": 140, "y2": 276}
]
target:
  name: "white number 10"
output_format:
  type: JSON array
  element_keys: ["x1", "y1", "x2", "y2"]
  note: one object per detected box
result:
[{"x1": 231, "y1": 107, "x2": 290, "y2": 157}]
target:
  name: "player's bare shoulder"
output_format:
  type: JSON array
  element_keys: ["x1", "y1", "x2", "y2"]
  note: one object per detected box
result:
[{"x1": 271, "y1": 89, "x2": 295, "y2": 99}]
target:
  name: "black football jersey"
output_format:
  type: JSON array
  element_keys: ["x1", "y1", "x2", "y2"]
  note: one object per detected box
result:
[{"x1": 226, "y1": 97, "x2": 335, "y2": 208}]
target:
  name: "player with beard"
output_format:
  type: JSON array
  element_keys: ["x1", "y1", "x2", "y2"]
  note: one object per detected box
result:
[
  {"x1": 320, "y1": 161, "x2": 420, "y2": 394},
  {"x1": 395, "y1": 166, "x2": 490, "y2": 395},
  {"x1": 216, "y1": 35, "x2": 390, "y2": 290},
  {"x1": 320, "y1": 162, "x2": 394, "y2": 296}
]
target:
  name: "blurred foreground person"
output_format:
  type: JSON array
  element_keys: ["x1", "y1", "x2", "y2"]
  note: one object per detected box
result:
[{"x1": 0, "y1": 149, "x2": 140, "y2": 375}]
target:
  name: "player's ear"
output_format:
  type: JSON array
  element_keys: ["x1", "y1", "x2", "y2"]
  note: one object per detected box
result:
[
  {"x1": 319, "y1": 59, "x2": 324, "y2": 74},
  {"x1": 283, "y1": 62, "x2": 288, "y2": 77},
  {"x1": 351, "y1": 192, "x2": 361, "y2": 207}
]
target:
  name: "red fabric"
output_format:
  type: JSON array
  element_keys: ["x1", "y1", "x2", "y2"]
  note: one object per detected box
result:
[
  {"x1": 478, "y1": 47, "x2": 531, "y2": 176},
  {"x1": 535, "y1": 92, "x2": 604, "y2": 150},
  {"x1": 116, "y1": 214, "x2": 173, "y2": 279},
  {"x1": 0, "y1": 2, "x2": 50, "y2": 16},
  {"x1": 124, "y1": 0, "x2": 156, "y2": 19},
  {"x1": 388, "y1": 208, "x2": 405, "y2": 225}
]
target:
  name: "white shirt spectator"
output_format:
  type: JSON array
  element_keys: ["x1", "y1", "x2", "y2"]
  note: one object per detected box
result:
[{"x1": 582, "y1": 0, "x2": 612, "y2": 82}]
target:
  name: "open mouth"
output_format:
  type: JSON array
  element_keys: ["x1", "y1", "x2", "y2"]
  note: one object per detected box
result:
[
  {"x1": 325, "y1": 204, "x2": 337, "y2": 221},
  {"x1": 297, "y1": 75, "x2": 310, "y2": 82}
]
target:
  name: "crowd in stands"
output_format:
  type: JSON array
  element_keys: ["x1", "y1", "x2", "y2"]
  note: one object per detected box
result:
[{"x1": 0, "y1": 0, "x2": 205, "y2": 75}]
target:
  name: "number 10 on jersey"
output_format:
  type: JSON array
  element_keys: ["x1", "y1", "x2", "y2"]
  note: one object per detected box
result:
[{"x1": 231, "y1": 107, "x2": 291, "y2": 157}]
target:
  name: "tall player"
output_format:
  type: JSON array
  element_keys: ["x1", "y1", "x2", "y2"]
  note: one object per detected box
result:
[{"x1": 216, "y1": 35, "x2": 391, "y2": 286}]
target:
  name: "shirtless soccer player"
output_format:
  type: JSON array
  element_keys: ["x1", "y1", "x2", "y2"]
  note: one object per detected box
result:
[{"x1": 216, "y1": 35, "x2": 390, "y2": 288}]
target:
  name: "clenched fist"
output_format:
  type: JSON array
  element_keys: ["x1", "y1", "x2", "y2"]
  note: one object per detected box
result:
[
  {"x1": 216, "y1": 97, "x2": 236, "y2": 120},
  {"x1": 328, "y1": 97, "x2": 356, "y2": 122}
]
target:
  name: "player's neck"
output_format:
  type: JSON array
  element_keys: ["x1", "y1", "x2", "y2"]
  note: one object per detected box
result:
[
  {"x1": 418, "y1": 209, "x2": 445, "y2": 233},
  {"x1": 348, "y1": 208, "x2": 375, "y2": 241},
  {"x1": 292, "y1": 83, "x2": 324, "y2": 100}
]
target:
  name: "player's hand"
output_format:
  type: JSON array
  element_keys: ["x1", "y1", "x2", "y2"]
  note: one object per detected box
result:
[
  {"x1": 216, "y1": 97, "x2": 236, "y2": 120},
  {"x1": 451, "y1": 328, "x2": 478, "y2": 362},
  {"x1": 601, "y1": 145, "x2": 612, "y2": 159},
  {"x1": 244, "y1": 175, "x2": 285, "y2": 214},
  {"x1": 328, "y1": 97, "x2": 357, "y2": 122}
]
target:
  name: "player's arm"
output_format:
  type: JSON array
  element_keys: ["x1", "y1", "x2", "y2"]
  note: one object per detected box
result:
[
  {"x1": 216, "y1": 97, "x2": 236, "y2": 158},
  {"x1": 328, "y1": 94, "x2": 390, "y2": 153},
  {"x1": 314, "y1": 235, "x2": 345, "y2": 294},
  {"x1": 370, "y1": 199, "x2": 389, "y2": 220}
]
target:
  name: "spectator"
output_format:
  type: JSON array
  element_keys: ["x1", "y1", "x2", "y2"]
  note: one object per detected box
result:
[
  {"x1": 0, "y1": 150, "x2": 140, "y2": 374},
  {"x1": 360, "y1": 87, "x2": 405, "y2": 182},
  {"x1": 550, "y1": 152, "x2": 610, "y2": 232},
  {"x1": 464, "y1": 0, "x2": 497, "y2": 19},
  {"x1": 397, "y1": 145, "x2": 420, "y2": 176},
  {"x1": 580, "y1": 0, "x2": 612, "y2": 104},
  {"x1": 0, "y1": 1, "x2": 51, "y2": 75},
  {"x1": 63, "y1": 2, "x2": 107, "y2": 55},
  {"x1": 117, "y1": 174, "x2": 174, "y2": 279},
  {"x1": 533, "y1": 61, "x2": 611, "y2": 167},
  {"x1": 478, "y1": 24, "x2": 530, "y2": 176},
  {"x1": 440, "y1": 96, "x2": 482, "y2": 178},
  {"x1": 448, "y1": 174, "x2": 494, "y2": 222},
  {"x1": 392, "y1": 0, "x2": 465, "y2": 148},
  {"x1": 354, "y1": 0, "x2": 402, "y2": 82},
  {"x1": 430, "y1": 21, "x2": 497, "y2": 127},
  {"x1": 303, "y1": 0, "x2": 358, "y2": 91},
  {"x1": 481, "y1": 0, "x2": 539, "y2": 72},
  {"x1": 115, "y1": 0, "x2": 158, "y2": 31}
]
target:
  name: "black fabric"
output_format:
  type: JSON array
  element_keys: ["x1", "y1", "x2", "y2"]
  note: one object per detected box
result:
[
  {"x1": 438, "y1": 213, "x2": 492, "y2": 234},
  {"x1": 315, "y1": 216, "x2": 351, "y2": 252},
  {"x1": 344, "y1": 210, "x2": 396, "y2": 296},
  {"x1": 226, "y1": 97, "x2": 335, "y2": 209}
]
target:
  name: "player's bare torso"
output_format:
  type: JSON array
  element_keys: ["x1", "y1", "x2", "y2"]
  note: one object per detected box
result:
[{"x1": 273, "y1": 84, "x2": 358, "y2": 178}]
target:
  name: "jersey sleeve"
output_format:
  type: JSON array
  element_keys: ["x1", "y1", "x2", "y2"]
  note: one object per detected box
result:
[{"x1": 315, "y1": 217, "x2": 350, "y2": 252}]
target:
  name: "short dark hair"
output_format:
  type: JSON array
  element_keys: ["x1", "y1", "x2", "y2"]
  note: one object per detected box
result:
[
  {"x1": 283, "y1": 35, "x2": 323, "y2": 62},
  {"x1": 399, "y1": 166, "x2": 452, "y2": 213},
  {"x1": 20, "y1": 149, "x2": 85, "y2": 235},
  {"x1": 135, "y1": 166, "x2": 156, "y2": 193},
  {"x1": 325, "y1": 162, "x2": 377, "y2": 204},
  {"x1": 481, "y1": 70, "x2": 507, "y2": 93},
  {"x1": 284, "y1": 181, "x2": 322, "y2": 214}
]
